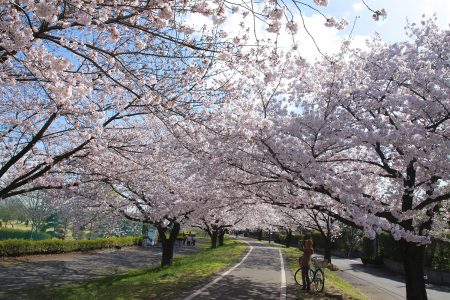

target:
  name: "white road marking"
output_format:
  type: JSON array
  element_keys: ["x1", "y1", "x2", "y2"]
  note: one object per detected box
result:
[
  {"x1": 182, "y1": 242, "x2": 254, "y2": 300},
  {"x1": 279, "y1": 249, "x2": 287, "y2": 300},
  {"x1": 251, "y1": 246, "x2": 282, "y2": 250}
]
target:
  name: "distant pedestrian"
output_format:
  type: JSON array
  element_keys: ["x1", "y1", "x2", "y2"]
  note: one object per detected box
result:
[{"x1": 187, "y1": 234, "x2": 193, "y2": 246}]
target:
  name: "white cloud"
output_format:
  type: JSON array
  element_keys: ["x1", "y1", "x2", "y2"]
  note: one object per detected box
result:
[
  {"x1": 346, "y1": 0, "x2": 450, "y2": 42},
  {"x1": 184, "y1": 0, "x2": 450, "y2": 63},
  {"x1": 186, "y1": 10, "x2": 367, "y2": 62},
  {"x1": 352, "y1": 2, "x2": 364, "y2": 12},
  {"x1": 290, "y1": 14, "x2": 343, "y2": 61}
]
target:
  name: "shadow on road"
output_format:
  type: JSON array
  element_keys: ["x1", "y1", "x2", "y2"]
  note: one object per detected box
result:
[
  {"x1": 191, "y1": 275, "x2": 280, "y2": 300},
  {"x1": 339, "y1": 260, "x2": 406, "y2": 284},
  {"x1": 0, "y1": 242, "x2": 202, "y2": 293}
]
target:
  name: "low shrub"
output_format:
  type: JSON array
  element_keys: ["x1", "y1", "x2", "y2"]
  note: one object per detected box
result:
[
  {"x1": 0, "y1": 228, "x2": 50, "y2": 241},
  {"x1": 0, "y1": 236, "x2": 141, "y2": 257}
]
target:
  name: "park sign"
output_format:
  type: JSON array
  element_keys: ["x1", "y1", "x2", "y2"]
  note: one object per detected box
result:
[{"x1": 146, "y1": 227, "x2": 158, "y2": 246}]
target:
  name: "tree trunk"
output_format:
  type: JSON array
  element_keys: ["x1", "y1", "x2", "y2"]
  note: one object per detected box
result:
[
  {"x1": 268, "y1": 230, "x2": 271, "y2": 243},
  {"x1": 158, "y1": 221, "x2": 181, "y2": 267},
  {"x1": 375, "y1": 234, "x2": 380, "y2": 258},
  {"x1": 285, "y1": 229, "x2": 292, "y2": 248},
  {"x1": 142, "y1": 223, "x2": 149, "y2": 236},
  {"x1": 88, "y1": 222, "x2": 93, "y2": 240},
  {"x1": 210, "y1": 231, "x2": 218, "y2": 249},
  {"x1": 258, "y1": 229, "x2": 263, "y2": 241},
  {"x1": 160, "y1": 237, "x2": 173, "y2": 267},
  {"x1": 402, "y1": 240, "x2": 427, "y2": 300},
  {"x1": 324, "y1": 238, "x2": 332, "y2": 264},
  {"x1": 218, "y1": 231, "x2": 225, "y2": 247},
  {"x1": 63, "y1": 222, "x2": 68, "y2": 240}
]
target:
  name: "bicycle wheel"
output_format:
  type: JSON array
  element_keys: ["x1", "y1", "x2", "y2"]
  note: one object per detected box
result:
[
  {"x1": 313, "y1": 268, "x2": 325, "y2": 292},
  {"x1": 294, "y1": 267, "x2": 303, "y2": 286},
  {"x1": 308, "y1": 268, "x2": 315, "y2": 283}
]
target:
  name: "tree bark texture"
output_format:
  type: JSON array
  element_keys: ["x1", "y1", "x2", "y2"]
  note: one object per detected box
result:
[
  {"x1": 218, "y1": 231, "x2": 225, "y2": 247},
  {"x1": 211, "y1": 231, "x2": 218, "y2": 249},
  {"x1": 402, "y1": 241, "x2": 427, "y2": 300},
  {"x1": 285, "y1": 229, "x2": 292, "y2": 248},
  {"x1": 159, "y1": 221, "x2": 180, "y2": 267}
]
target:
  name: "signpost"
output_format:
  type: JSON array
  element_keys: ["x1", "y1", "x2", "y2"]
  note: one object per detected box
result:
[{"x1": 146, "y1": 226, "x2": 158, "y2": 246}]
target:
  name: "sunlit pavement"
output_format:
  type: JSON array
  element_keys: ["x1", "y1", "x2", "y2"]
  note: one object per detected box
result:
[{"x1": 326, "y1": 255, "x2": 450, "y2": 300}]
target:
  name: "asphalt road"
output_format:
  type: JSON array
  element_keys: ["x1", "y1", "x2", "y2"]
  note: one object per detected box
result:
[
  {"x1": 330, "y1": 256, "x2": 450, "y2": 300},
  {"x1": 0, "y1": 241, "x2": 199, "y2": 294},
  {"x1": 180, "y1": 240, "x2": 297, "y2": 300}
]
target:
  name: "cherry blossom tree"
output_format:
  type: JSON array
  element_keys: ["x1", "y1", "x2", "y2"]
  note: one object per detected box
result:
[
  {"x1": 289, "y1": 19, "x2": 449, "y2": 299},
  {"x1": 190, "y1": 205, "x2": 244, "y2": 248},
  {"x1": 0, "y1": 0, "x2": 243, "y2": 200},
  {"x1": 18, "y1": 192, "x2": 54, "y2": 237},
  {"x1": 1, "y1": 0, "x2": 388, "y2": 203},
  {"x1": 76, "y1": 120, "x2": 197, "y2": 266},
  {"x1": 208, "y1": 18, "x2": 448, "y2": 300},
  {"x1": 1, "y1": 0, "x2": 403, "y2": 288}
]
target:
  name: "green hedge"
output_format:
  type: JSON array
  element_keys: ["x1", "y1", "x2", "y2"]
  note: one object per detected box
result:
[
  {"x1": 378, "y1": 233, "x2": 403, "y2": 261},
  {"x1": 429, "y1": 240, "x2": 450, "y2": 270},
  {"x1": 273, "y1": 233, "x2": 300, "y2": 247},
  {"x1": 0, "y1": 228, "x2": 50, "y2": 241},
  {"x1": 0, "y1": 236, "x2": 141, "y2": 257},
  {"x1": 378, "y1": 233, "x2": 450, "y2": 270}
]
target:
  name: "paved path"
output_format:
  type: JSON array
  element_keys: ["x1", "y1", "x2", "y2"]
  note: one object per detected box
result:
[
  {"x1": 329, "y1": 256, "x2": 450, "y2": 300},
  {"x1": 0, "y1": 242, "x2": 199, "y2": 294},
  {"x1": 179, "y1": 240, "x2": 297, "y2": 300}
]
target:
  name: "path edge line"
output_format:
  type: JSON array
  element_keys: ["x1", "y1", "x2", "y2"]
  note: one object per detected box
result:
[{"x1": 279, "y1": 249, "x2": 287, "y2": 300}]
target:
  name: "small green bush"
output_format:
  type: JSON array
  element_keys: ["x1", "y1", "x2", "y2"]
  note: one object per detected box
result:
[
  {"x1": 0, "y1": 236, "x2": 141, "y2": 257},
  {"x1": 0, "y1": 228, "x2": 50, "y2": 241}
]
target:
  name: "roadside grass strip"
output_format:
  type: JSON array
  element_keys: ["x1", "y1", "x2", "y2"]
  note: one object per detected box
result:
[
  {"x1": 322, "y1": 268, "x2": 368, "y2": 300},
  {"x1": 1, "y1": 237, "x2": 247, "y2": 300}
]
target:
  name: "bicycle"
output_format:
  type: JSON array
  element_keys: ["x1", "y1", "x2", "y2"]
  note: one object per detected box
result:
[{"x1": 294, "y1": 257, "x2": 325, "y2": 292}]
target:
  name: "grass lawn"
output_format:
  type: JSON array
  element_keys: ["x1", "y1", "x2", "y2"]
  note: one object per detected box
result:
[
  {"x1": 282, "y1": 246, "x2": 368, "y2": 300},
  {"x1": 2, "y1": 237, "x2": 247, "y2": 300}
]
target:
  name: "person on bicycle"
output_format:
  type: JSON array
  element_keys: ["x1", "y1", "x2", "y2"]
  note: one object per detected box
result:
[{"x1": 299, "y1": 239, "x2": 314, "y2": 290}]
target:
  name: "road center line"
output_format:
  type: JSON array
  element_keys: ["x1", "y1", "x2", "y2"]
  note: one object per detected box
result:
[
  {"x1": 279, "y1": 249, "x2": 287, "y2": 300},
  {"x1": 182, "y1": 242, "x2": 254, "y2": 300}
]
